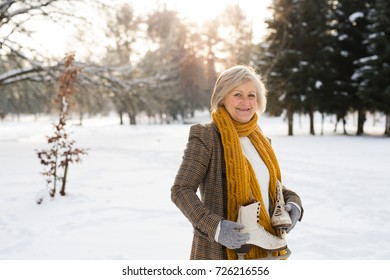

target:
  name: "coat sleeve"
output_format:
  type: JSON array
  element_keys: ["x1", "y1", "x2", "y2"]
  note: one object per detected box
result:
[{"x1": 171, "y1": 124, "x2": 223, "y2": 242}]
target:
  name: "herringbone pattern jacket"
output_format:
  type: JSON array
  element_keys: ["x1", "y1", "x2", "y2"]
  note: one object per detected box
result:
[{"x1": 171, "y1": 123, "x2": 303, "y2": 260}]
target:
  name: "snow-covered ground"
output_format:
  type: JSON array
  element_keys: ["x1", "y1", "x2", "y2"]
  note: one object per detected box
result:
[{"x1": 1, "y1": 112, "x2": 389, "y2": 260}]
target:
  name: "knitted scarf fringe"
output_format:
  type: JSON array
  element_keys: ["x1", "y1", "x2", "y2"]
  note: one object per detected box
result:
[{"x1": 212, "y1": 107, "x2": 282, "y2": 260}]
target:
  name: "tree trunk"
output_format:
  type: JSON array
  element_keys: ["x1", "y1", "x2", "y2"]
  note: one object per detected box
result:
[
  {"x1": 60, "y1": 163, "x2": 68, "y2": 196},
  {"x1": 334, "y1": 115, "x2": 338, "y2": 133},
  {"x1": 342, "y1": 117, "x2": 347, "y2": 135},
  {"x1": 309, "y1": 110, "x2": 315, "y2": 135},
  {"x1": 385, "y1": 113, "x2": 390, "y2": 136},
  {"x1": 50, "y1": 145, "x2": 60, "y2": 197},
  {"x1": 287, "y1": 109, "x2": 294, "y2": 136},
  {"x1": 128, "y1": 112, "x2": 136, "y2": 125},
  {"x1": 78, "y1": 111, "x2": 84, "y2": 126},
  {"x1": 356, "y1": 109, "x2": 366, "y2": 136},
  {"x1": 119, "y1": 111, "x2": 124, "y2": 125}
]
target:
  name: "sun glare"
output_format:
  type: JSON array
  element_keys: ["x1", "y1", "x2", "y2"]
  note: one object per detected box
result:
[
  {"x1": 134, "y1": 0, "x2": 273, "y2": 41},
  {"x1": 27, "y1": 0, "x2": 273, "y2": 61},
  {"x1": 173, "y1": 0, "x2": 272, "y2": 39},
  {"x1": 169, "y1": 0, "x2": 230, "y2": 24}
]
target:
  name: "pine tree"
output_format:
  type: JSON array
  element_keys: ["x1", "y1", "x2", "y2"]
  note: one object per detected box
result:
[
  {"x1": 357, "y1": 0, "x2": 390, "y2": 135},
  {"x1": 293, "y1": 0, "x2": 333, "y2": 135},
  {"x1": 262, "y1": 0, "x2": 303, "y2": 136},
  {"x1": 330, "y1": 0, "x2": 374, "y2": 135},
  {"x1": 262, "y1": 0, "x2": 332, "y2": 135}
]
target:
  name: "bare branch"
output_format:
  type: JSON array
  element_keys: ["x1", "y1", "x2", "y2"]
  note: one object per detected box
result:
[{"x1": 1, "y1": 0, "x2": 57, "y2": 26}]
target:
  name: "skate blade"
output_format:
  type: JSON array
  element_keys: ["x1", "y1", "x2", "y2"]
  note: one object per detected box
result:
[
  {"x1": 264, "y1": 248, "x2": 291, "y2": 260},
  {"x1": 246, "y1": 241, "x2": 287, "y2": 253},
  {"x1": 273, "y1": 224, "x2": 292, "y2": 230},
  {"x1": 238, "y1": 248, "x2": 292, "y2": 260}
]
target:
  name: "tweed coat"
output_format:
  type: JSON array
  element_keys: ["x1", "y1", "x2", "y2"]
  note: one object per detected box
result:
[{"x1": 171, "y1": 122, "x2": 303, "y2": 260}]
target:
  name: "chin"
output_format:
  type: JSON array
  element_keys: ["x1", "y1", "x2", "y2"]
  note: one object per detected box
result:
[
  {"x1": 236, "y1": 114, "x2": 255, "y2": 123},
  {"x1": 235, "y1": 117, "x2": 252, "y2": 123}
]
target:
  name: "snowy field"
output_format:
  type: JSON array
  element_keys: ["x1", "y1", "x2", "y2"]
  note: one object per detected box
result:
[{"x1": 0, "y1": 111, "x2": 389, "y2": 260}]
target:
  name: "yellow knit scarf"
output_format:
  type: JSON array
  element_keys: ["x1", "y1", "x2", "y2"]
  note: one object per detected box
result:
[{"x1": 212, "y1": 107, "x2": 282, "y2": 260}]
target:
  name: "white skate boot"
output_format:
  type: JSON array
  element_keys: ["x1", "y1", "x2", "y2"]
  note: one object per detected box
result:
[{"x1": 236, "y1": 200, "x2": 290, "y2": 260}]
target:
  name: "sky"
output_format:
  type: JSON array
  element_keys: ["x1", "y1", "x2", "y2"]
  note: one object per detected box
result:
[
  {"x1": 29, "y1": 0, "x2": 273, "y2": 59},
  {"x1": 130, "y1": 0, "x2": 274, "y2": 40}
]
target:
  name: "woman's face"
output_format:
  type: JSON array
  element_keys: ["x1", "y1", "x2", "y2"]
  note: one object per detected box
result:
[{"x1": 222, "y1": 80, "x2": 258, "y2": 123}]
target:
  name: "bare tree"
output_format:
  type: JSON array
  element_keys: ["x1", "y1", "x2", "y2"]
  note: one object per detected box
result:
[
  {"x1": 0, "y1": 0, "x2": 107, "y2": 87},
  {"x1": 2, "y1": 1, "x2": 63, "y2": 86},
  {"x1": 218, "y1": 4, "x2": 253, "y2": 67},
  {"x1": 103, "y1": 3, "x2": 142, "y2": 125},
  {"x1": 0, "y1": 0, "x2": 113, "y2": 119}
]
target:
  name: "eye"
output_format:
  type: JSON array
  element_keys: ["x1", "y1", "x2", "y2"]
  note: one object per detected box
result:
[
  {"x1": 248, "y1": 93, "x2": 256, "y2": 99},
  {"x1": 233, "y1": 92, "x2": 241, "y2": 97}
]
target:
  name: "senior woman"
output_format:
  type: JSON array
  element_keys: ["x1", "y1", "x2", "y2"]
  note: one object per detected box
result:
[{"x1": 171, "y1": 65, "x2": 303, "y2": 260}]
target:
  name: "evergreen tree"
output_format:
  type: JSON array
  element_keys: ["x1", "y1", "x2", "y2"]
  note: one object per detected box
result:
[
  {"x1": 262, "y1": 0, "x2": 330, "y2": 135},
  {"x1": 357, "y1": 0, "x2": 390, "y2": 135},
  {"x1": 294, "y1": 0, "x2": 333, "y2": 135},
  {"x1": 330, "y1": 0, "x2": 374, "y2": 135},
  {"x1": 262, "y1": 0, "x2": 309, "y2": 135}
]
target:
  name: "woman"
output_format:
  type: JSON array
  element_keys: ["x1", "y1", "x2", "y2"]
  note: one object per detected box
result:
[{"x1": 171, "y1": 65, "x2": 303, "y2": 260}]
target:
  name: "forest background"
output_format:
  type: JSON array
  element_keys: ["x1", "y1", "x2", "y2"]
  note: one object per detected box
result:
[{"x1": 1, "y1": 0, "x2": 389, "y2": 136}]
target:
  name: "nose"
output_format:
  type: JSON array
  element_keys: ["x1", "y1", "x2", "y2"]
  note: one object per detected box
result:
[{"x1": 240, "y1": 95, "x2": 251, "y2": 105}]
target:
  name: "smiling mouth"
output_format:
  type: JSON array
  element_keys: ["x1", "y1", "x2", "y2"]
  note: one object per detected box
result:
[{"x1": 237, "y1": 108, "x2": 251, "y2": 112}]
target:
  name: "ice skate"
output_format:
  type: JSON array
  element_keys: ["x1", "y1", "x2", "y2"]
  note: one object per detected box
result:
[
  {"x1": 271, "y1": 181, "x2": 292, "y2": 231},
  {"x1": 236, "y1": 200, "x2": 290, "y2": 260},
  {"x1": 268, "y1": 180, "x2": 292, "y2": 260}
]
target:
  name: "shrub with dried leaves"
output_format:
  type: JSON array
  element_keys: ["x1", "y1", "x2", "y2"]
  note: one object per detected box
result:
[{"x1": 36, "y1": 53, "x2": 87, "y2": 203}]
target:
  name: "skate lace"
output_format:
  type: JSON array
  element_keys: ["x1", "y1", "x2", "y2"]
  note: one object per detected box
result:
[
  {"x1": 273, "y1": 201, "x2": 283, "y2": 217},
  {"x1": 257, "y1": 203, "x2": 282, "y2": 238}
]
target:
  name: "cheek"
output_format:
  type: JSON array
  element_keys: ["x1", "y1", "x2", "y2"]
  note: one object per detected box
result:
[
  {"x1": 224, "y1": 97, "x2": 237, "y2": 107},
  {"x1": 252, "y1": 99, "x2": 259, "y2": 108}
]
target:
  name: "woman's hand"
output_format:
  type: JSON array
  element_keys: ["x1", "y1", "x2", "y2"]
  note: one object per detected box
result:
[
  {"x1": 285, "y1": 203, "x2": 300, "y2": 233},
  {"x1": 218, "y1": 220, "x2": 250, "y2": 249}
]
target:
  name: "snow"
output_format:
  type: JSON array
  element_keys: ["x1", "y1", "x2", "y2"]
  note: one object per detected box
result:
[
  {"x1": 338, "y1": 34, "x2": 348, "y2": 41},
  {"x1": 358, "y1": 55, "x2": 379, "y2": 64},
  {"x1": 315, "y1": 80, "x2": 322, "y2": 89},
  {"x1": 349, "y1": 11, "x2": 364, "y2": 23},
  {"x1": 368, "y1": 32, "x2": 381, "y2": 40},
  {"x1": 1, "y1": 112, "x2": 390, "y2": 260},
  {"x1": 351, "y1": 65, "x2": 373, "y2": 80},
  {"x1": 341, "y1": 50, "x2": 349, "y2": 57}
]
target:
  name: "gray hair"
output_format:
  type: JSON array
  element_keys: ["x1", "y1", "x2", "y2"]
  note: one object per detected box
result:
[{"x1": 210, "y1": 65, "x2": 267, "y2": 114}]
